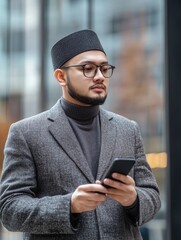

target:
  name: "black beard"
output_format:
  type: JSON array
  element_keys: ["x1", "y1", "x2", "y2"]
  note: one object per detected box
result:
[{"x1": 67, "y1": 78, "x2": 107, "y2": 106}]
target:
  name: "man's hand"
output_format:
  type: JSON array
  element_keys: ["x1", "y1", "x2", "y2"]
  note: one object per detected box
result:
[
  {"x1": 101, "y1": 173, "x2": 137, "y2": 207},
  {"x1": 71, "y1": 184, "x2": 108, "y2": 213}
]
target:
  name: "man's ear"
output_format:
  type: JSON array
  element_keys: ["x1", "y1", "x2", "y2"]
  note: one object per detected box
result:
[{"x1": 54, "y1": 69, "x2": 66, "y2": 86}]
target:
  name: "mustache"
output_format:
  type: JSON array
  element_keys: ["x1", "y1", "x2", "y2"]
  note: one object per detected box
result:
[{"x1": 90, "y1": 83, "x2": 106, "y2": 90}]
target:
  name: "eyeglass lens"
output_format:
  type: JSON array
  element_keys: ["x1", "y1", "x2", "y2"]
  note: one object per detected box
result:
[{"x1": 83, "y1": 64, "x2": 114, "y2": 78}]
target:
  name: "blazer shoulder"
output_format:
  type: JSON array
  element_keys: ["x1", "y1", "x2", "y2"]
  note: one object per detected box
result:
[
  {"x1": 12, "y1": 110, "x2": 49, "y2": 128},
  {"x1": 101, "y1": 108, "x2": 142, "y2": 140},
  {"x1": 101, "y1": 108, "x2": 137, "y2": 126},
  {"x1": 11, "y1": 99, "x2": 62, "y2": 130}
]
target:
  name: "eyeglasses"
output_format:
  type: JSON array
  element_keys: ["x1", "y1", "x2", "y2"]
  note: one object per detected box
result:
[{"x1": 61, "y1": 63, "x2": 115, "y2": 78}]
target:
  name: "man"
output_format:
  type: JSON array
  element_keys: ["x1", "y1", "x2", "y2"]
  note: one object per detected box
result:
[{"x1": 0, "y1": 30, "x2": 161, "y2": 240}]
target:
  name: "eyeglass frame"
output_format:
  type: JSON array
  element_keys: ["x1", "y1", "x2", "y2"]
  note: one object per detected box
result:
[{"x1": 61, "y1": 62, "x2": 115, "y2": 78}]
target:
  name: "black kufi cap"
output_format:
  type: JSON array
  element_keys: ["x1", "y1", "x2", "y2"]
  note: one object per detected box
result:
[{"x1": 51, "y1": 29, "x2": 105, "y2": 70}]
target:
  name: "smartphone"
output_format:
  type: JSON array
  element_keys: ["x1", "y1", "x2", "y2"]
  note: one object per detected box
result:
[{"x1": 101, "y1": 157, "x2": 135, "y2": 187}]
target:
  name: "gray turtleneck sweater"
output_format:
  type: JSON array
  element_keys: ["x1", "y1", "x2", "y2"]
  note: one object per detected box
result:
[{"x1": 61, "y1": 97, "x2": 100, "y2": 179}]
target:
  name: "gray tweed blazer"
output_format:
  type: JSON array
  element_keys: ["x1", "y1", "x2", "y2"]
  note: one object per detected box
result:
[{"x1": 0, "y1": 99, "x2": 161, "y2": 240}]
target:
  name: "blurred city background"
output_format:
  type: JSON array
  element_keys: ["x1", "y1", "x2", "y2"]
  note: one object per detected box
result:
[{"x1": 0, "y1": 0, "x2": 166, "y2": 239}]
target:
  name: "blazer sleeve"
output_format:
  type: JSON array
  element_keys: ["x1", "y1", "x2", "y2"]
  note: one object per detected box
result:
[
  {"x1": 0, "y1": 123, "x2": 79, "y2": 234},
  {"x1": 132, "y1": 121, "x2": 161, "y2": 226}
]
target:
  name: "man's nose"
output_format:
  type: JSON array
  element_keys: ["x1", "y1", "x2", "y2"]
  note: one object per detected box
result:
[{"x1": 93, "y1": 67, "x2": 105, "y2": 80}]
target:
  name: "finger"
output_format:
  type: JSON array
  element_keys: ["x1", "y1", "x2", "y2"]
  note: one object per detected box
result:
[
  {"x1": 112, "y1": 173, "x2": 135, "y2": 185},
  {"x1": 95, "y1": 180, "x2": 102, "y2": 184},
  {"x1": 88, "y1": 192, "x2": 107, "y2": 202},
  {"x1": 103, "y1": 178, "x2": 135, "y2": 194},
  {"x1": 81, "y1": 183, "x2": 108, "y2": 195},
  {"x1": 103, "y1": 178, "x2": 125, "y2": 189},
  {"x1": 71, "y1": 190, "x2": 106, "y2": 213},
  {"x1": 82, "y1": 199, "x2": 106, "y2": 211},
  {"x1": 76, "y1": 186, "x2": 107, "y2": 201},
  {"x1": 78, "y1": 184, "x2": 104, "y2": 192}
]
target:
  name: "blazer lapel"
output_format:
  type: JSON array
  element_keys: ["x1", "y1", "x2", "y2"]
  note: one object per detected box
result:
[
  {"x1": 96, "y1": 109, "x2": 117, "y2": 180},
  {"x1": 47, "y1": 100, "x2": 95, "y2": 182}
]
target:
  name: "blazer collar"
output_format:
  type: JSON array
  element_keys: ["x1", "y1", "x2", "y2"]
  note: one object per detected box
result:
[{"x1": 97, "y1": 109, "x2": 117, "y2": 180}]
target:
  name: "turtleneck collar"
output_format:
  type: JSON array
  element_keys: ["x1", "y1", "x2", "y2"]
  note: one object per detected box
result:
[{"x1": 61, "y1": 97, "x2": 100, "y2": 121}]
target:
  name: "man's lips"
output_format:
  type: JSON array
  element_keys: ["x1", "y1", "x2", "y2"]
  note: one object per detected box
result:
[{"x1": 90, "y1": 84, "x2": 106, "y2": 90}]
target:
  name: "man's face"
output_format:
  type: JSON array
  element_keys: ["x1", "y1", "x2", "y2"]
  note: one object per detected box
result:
[{"x1": 60, "y1": 50, "x2": 110, "y2": 106}]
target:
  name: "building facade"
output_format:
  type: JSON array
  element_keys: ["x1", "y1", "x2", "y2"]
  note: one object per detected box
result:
[{"x1": 0, "y1": 0, "x2": 165, "y2": 239}]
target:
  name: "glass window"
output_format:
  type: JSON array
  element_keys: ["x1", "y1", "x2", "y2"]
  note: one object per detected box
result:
[
  {"x1": 93, "y1": 0, "x2": 166, "y2": 239},
  {"x1": 0, "y1": 0, "x2": 40, "y2": 238},
  {"x1": 45, "y1": 0, "x2": 89, "y2": 108}
]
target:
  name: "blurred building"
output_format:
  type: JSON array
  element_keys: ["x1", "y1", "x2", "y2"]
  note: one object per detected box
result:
[{"x1": 0, "y1": 0, "x2": 165, "y2": 239}]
